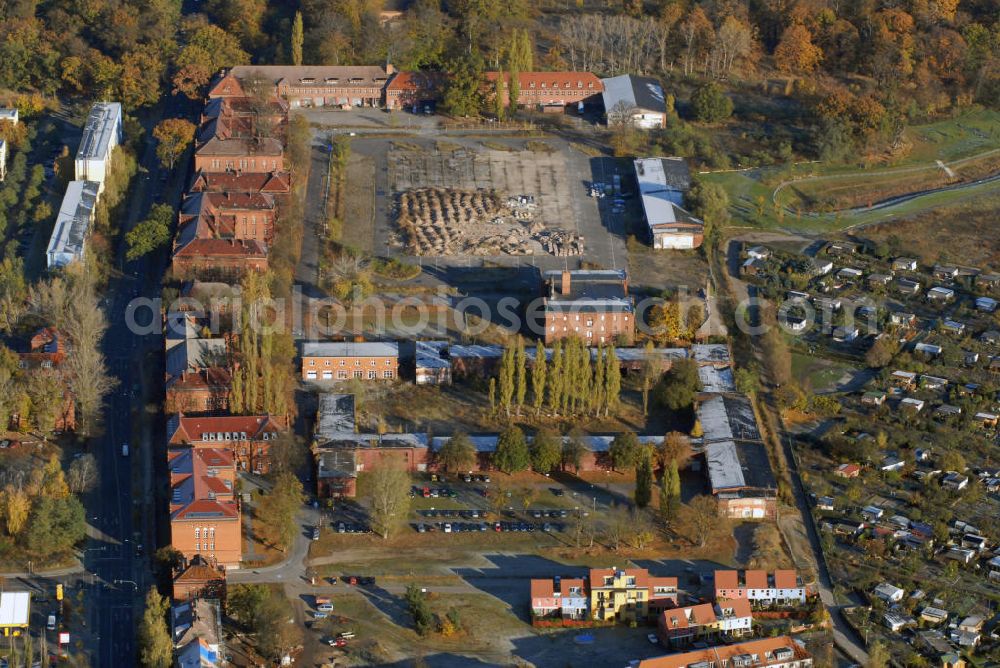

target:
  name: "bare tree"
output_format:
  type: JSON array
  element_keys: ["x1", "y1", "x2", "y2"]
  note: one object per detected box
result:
[
  {"x1": 30, "y1": 268, "x2": 117, "y2": 435},
  {"x1": 602, "y1": 506, "x2": 632, "y2": 551},
  {"x1": 369, "y1": 458, "x2": 411, "y2": 539},
  {"x1": 678, "y1": 495, "x2": 719, "y2": 548},
  {"x1": 67, "y1": 454, "x2": 100, "y2": 494}
]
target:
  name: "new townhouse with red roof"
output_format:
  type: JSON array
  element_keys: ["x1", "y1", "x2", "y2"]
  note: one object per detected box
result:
[{"x1": 714, "y1": 570, "x2": 807, "y2": 606}]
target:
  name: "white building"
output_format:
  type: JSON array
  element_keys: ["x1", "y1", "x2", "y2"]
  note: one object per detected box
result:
[
  {"x1": 46, "y1": 180, "x2": 100, "y2": 269},
  {"x1": 873, "y1": 582, "x2": 905, "y2": 603},
  {"x1": 601, "y1": 74, "x2": 667, "y2": 129},
  {"x1": 0, "y1": 108, "x2": 17, "y2": 125},
  {"x1": 75, "y1": 102, "x2": 122, "y2": 188},
  {"x1": 633, "y1": 157, "x2": 703, "y2": 249}
]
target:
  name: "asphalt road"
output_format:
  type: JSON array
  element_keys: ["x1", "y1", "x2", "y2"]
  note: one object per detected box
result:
[{"x1": 80, "y1": 90, "x2": 194, "y2": 666}]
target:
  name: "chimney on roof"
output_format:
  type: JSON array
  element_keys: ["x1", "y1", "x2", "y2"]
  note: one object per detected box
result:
[
  {"x1": 386, "y1": 62, "x2": 396, "y2": 75},
  {"x1": 560, "y1": 270, "x2": 571, "y2": 296}
]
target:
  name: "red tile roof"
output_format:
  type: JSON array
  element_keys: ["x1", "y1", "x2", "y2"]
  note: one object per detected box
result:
[
  {"x1": 714, "y1": 570, "x2": 739, "y2": 590},
  {"x1": 717, "y1": 597, "x2": 752, "y2": 618},
  {"x1": 385, "y1": 71, "x2": 446, "y2": 92},
  {"x1": 773, "y1": 569, "x2": 799, "y2": 589},
  {"x1": 588, "y1": 567, "x2": 650, "y2": 590},
  {"x1": 744, "y1": 569, "x2": 768, "y2": 589},
  {"x1": 190, "y1": 170, "x2": 291, "y2": 194},
  {"x1": 485, "y1": 71, "x2": 602, "y2": 90},
  {"x1": 173, "y1": 238, "x2": 267, "y2": 258},
  {"x1": 168, "y1": 414, "x2": 285, "y2": 444},
  {"x1": 637, "y1": 636, "x2": 811, "y2": 668},
  {"x1": 173, "y1": 498, "x2": 239, "y2": 521}
]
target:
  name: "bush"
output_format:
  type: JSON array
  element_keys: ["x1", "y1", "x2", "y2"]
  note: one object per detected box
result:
[{"x1": 691, "y1": 83, "x2": 733, "y2": 123}]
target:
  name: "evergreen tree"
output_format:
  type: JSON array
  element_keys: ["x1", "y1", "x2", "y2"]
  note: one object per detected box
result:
[
  {"x1": 498, "y1": 346, "x2": 515, "y2": 418},
  {"x1": 558, "y1": 341, "x2": 571, "y2": 413},
  {"x1": 634, "y1": 450, "x2": 653, "y2": 508},
  {"x1": 514, "y1": 337, "x2": 527, "y2": 414},
  {"x1": 530, "y1": 428, "x2": 562, "y2": 474},
  {"x1": 494, "y1": 426, "x2": 530, "y2": 474},
  {"x1": 438, "y1": 432, "x2": 477, "y2": 472},
  {"x1": 604, "y1": 346, "x2": 621, "y2": 416},
  {"x1": 592, "y1": 346, "x2": 605, "y2": 414},
  {"x1": 563, "y1": 428, "x2": 586, "y2": 472},
  {"x1": 488, "y1": 377, "x2": 497, "y2": 415},
  {"x1": 290, "y1": 11, "x2": 304, "y2": 66},
  {"x1": 531, "y1": 340, "x2": 546, "y2": 414},
  {"x1": 658, "y1": 474, "x2": 672, "y2": 526},
  {"x1": 508, "y1": 67, "x2": 520, "y2": 110},
  {"x1": 665, "y1": 459, "x2": 681, "y2": 522},
  {"x1": 609, "y1": 431, "x2": 640, "y2": 471},
  {"x1": 493, "y1": 74, "x2": 505, "y2": 120},
  {"x1": 547, "y1": 339, "x2": 563, "y2": 413}
]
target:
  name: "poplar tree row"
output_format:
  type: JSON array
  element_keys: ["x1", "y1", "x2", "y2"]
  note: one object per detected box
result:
[{"x1": 490, "y1": 337, "x2": 621, "y2": 419}]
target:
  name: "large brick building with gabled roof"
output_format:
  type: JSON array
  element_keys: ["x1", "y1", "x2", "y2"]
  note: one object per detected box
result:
[
  {"x1": 189, "y1": 170, "x2": 290, "y2": 195},
  {"x1": 167, "y1": 414, "x2": 287, "y2": 475},
  {"x1": 168, "y1": 447, "x2": 241, "y2": 568}
]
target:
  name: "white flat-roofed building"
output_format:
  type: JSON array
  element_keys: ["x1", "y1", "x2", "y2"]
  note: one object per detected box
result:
[
  {"x1": 75, "y1": 102, "x2": 122, "y2": 188},
  {"x1": 633, "y1": 157, "x2": 703, "y2": 249},
  {"x1": 47, "y1": 180, "x2": 100, "y2": 269}
]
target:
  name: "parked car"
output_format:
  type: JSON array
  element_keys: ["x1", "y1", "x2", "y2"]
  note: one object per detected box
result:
[{"x1": 647, "y1": 633, "x2": 659, "y2": 645}]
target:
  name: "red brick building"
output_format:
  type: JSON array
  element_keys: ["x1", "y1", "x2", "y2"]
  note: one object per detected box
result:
[
  {"x1": 189, "y1": 170, "x2": 290, "y2": 195},
  {"x1": 384, "y1": 71, "x2": 446, "y2": 110},
  {"x1": 179, "y1": 191, "x2": 277, "y2": 246},
  {"x1": 171, "y1": 238, "x2": 268, "y2": 280},
  {"x1": 194, "y1": 137, "x2": 284, "y2": 174},
  {"x1": 167, "y1": 414, "x2": 287, "y2": 475},
  {"x1": 168, "y1": 447, "x2": 241, "y2": 569},
  {"x1": 210, "y1": 65, "x2": 393, "y2": 109},
  {"x1": 540, "y1": 270, "x2": 635, "y2": 345},
  {"x1": 165, "y1": 368, "x2": 232, "y2": 414},
  {"x1": 485, "y1": 71, "x2": 603, "y2": 110},
  {"x1": 172, "y1": 555, "x2": 227, "y2": 602}
]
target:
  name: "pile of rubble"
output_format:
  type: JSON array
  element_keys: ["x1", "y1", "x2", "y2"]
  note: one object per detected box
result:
[{"x1": 396, "y1": 187, "x2": 584, "y2": 257}]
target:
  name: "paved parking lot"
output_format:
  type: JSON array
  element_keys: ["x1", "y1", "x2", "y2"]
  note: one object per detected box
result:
[{"x1": 295, "y1": 106, "x2": 440, "y2": 131}]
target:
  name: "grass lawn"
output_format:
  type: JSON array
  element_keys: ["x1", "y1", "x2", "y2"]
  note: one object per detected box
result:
[
  {"x1": 790, "y1": 352, "x2": 857, "y2": 393},
  {"x1": 705, "y1": 109, "x2": 1000, "y2": 232},
  {"x1": 314, "y1": 591, "x2": 532, "y2": 666}
]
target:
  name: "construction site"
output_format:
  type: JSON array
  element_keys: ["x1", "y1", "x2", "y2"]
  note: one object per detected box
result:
[{"x1": 386, "y1": 140, "x2": 587, "y2": 257}]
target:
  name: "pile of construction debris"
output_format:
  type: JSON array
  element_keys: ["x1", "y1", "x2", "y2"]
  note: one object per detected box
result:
[{"x1": 396, "y1": 187, "x2": 583, "y2": 256}]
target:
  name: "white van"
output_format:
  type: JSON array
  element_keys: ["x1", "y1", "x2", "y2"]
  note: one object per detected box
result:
[
  {"x1": 121, "y1": 443, "x2": 129, "y2": 457},
  {"x1": 47, "y1": 614, "x2": 56, "y2": 631}
]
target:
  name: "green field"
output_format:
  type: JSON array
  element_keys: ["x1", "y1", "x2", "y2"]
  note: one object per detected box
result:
[{"x1": 706, "y1": 109, "x2": 1000, "y2": 233}]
